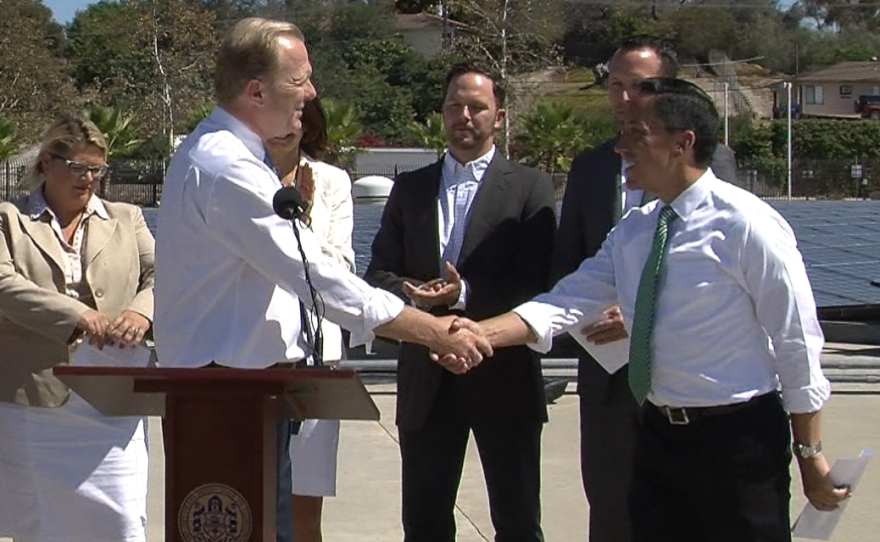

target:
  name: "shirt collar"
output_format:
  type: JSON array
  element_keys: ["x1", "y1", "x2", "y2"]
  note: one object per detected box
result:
[
  {"x1": 666, "y1": 168, "x2": 716, "y2": 223},
  {"x1": 26, "y1": 186, "x2": 109, "y2": 221},
  {"x1": 442, "y1": 146, "x2": 496, "y2": 187},
  {"x1": 210, "y1": 106, "x2": 268, "y2": 163}
]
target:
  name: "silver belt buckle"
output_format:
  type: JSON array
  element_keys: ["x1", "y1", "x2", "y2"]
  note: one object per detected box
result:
[{"x1": 663, "y1": 406, "x2": 690, "y2": 425}]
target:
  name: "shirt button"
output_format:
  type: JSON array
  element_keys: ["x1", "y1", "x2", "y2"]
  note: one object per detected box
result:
[{"x1": 95, "y1": 289, "x2": 104, "y2": 298}]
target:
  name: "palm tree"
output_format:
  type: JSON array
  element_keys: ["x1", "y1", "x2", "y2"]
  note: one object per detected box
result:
[
  {"x1": 321, "y1": 99, "x2": 363, "y2": 169},
  {"x1": 84, "y1": 104, "x2": 145, "y2": 159},
  {"x1": 408, "y1": 113, "x2": 446, "y2": 159},
  {"x1": 0, "y1": 117, "x2": 20, "y2": 162},
  {"x1": 513, "y1": 101, "x2": 587, "y2": 176}
]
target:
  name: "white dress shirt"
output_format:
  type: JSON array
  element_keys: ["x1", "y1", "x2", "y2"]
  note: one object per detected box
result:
[
  {"x1": 514, "y1": 169, "x2": 830, "y2": 413},
  {"x1": 154, "y1": 107, "x2": 404, "y2": 368},
  {"x1": 437, "y1": 146, "x2": 495, "y2": 309}
]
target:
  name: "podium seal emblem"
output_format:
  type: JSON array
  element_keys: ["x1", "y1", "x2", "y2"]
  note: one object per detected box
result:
[{"x1": 179, "y1": 483, "x2": 253, "y2": 542}]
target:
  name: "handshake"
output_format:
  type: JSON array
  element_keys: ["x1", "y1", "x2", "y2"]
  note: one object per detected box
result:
[{"x1": 428, "y1": 316, "x2": 491, "y2": 375}]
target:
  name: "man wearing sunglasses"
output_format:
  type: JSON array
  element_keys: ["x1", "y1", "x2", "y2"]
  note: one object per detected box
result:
[
  {"x1": 440, "y1": 77, "x2": 849, "y2": 542},
  {"x1": 551, "y1": 37, "x2": 738, "y2": 542}
]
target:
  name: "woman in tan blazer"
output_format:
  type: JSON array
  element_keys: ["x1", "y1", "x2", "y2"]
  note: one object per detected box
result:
[
  {"x1": 0, "y1": 114, "x2": 155, "y2": 542},
  {"x1": 266, "y1": 96, "x2": 355, "y2": 542}
]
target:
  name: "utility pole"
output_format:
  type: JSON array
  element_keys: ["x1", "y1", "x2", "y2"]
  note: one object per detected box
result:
[
  {"x1": 786, "y1": 81, "x2": 793, "y2": 199},
  {"x1": 723, "y1": 82, "x2": 729, "y2": 147}
]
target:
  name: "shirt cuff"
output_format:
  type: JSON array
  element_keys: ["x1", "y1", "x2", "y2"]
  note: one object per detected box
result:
[
  {"x1": 348, "y1": 289, "x2": 406, "y2": 348},
  {"x1": 781, "y1": 378, "x2": 832, "y2": 414},
  {"x1": 512, "y1": 301, "x2": 555, "y2": 353},
  {"x1": 449, "y1": 279, "x2": 468, "y2": 311}
]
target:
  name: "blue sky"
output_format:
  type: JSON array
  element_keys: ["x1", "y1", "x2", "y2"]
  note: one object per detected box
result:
[
  {"x1": 45, "y1": 0, "x2": 94, "y2": 24},
  {"x1": 45, "y1": 0, "x2": 799, "y2": 25}
]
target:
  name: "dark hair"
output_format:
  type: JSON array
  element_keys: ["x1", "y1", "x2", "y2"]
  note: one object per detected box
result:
[
  {"x1": 443, "y1": 61, "x2": 506, "y2": 108},
  {"x1": 299, "y1": 97, "x2": 328, "y2": 161},
  {"x1": 616, "y1": 36, "x2": 679, "y2": 78},
  {"x1": 636, "y1": 77, "x2": 719, "y2": 167}
]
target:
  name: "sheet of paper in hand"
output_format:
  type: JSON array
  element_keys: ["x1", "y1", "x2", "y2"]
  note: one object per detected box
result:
[
  {"x1": 563, "y1": 314, "x2": 630, "y2": 374},
  {"x1": 71, "y1": 338, "x2": 153, "y2": 368},
  {"x1": 792, "y1": 449, "x2": 873, "y2": 540}
]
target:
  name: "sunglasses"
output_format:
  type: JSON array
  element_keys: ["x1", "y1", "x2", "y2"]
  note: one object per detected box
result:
[
  {"x1": 635, "y1": 77, "x2": 715, "y2": 105},
  {"x1": 50, "y1": 153, "x2": 110, "y2": 179}
]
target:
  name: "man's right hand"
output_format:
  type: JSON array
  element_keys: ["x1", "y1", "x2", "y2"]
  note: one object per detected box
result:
[
  {"x1": 76, "y1": 309, "x2": 113, "y2": 348},
  {"x1": 430, "y1": 316, "x2": 493, "y2": 374}
]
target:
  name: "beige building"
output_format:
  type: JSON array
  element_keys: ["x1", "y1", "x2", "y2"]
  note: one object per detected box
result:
[
  {"x1": 396, "y1": 12, "x2": 465, "y2": 58},
  {"x1": 793, "y1": 61, "x2": 880, "y2": 119}
]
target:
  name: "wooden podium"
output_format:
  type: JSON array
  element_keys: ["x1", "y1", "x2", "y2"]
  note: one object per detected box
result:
[{"x1": 53, "y1": 365, "x2": 379, "y2": 542}]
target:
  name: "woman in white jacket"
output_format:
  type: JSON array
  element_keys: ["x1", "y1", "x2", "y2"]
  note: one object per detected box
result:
[{"x1": 266, "y1": 96, "x2": 355, "y2": 542}]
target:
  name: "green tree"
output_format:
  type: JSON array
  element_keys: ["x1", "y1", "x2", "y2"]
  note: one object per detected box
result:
[
  {"x1": 408, "y1": 113, "x2": 446, "y2": 158},
  {"x1": 0, "y1": 117, "x2": 20, "y2": 161},
  {"x1": 513, "y1": 101, "x2": 586, "y2": 175},
  {"x1": 84, "y1": 104, "x2": 145, "y2": 159},
  {"x1": 0, "y1": 0, "x2": 77, "y2": 140},
  {"x1": 321, "y1": 99, "x2": 363, "y2": 169},
  {"x1": 182, "y1": 102, "x2": 215, "y2": 134}
]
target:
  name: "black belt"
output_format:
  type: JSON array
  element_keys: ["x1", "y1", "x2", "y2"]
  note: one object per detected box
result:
[{"x1": 647, "y1": 393, "x2": 772, "y2": 425}]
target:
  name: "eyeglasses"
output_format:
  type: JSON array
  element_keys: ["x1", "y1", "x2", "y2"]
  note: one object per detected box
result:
[
  {"x1": 50, "y1": 153, "x2": 110, "y2": 179},
  {"x1": 635, "y1": 77, "x2": 715, "y2": 105}
]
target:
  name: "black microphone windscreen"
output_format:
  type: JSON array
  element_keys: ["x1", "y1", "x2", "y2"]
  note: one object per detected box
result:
[{"x1": 273, "y1": 186, "x2": 305, "y2": 220}]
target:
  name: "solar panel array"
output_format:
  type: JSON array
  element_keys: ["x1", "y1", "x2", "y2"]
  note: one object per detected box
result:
[{"x1": 771, "y1": 200, "x2": 880, "y2": 309}]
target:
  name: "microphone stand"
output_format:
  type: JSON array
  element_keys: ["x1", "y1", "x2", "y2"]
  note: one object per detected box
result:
[{"x1": 289, "y1": 215, "x2": 324, "y2": 368}]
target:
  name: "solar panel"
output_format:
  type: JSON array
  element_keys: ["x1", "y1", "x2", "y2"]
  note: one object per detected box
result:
[{"x1": 771, "y1": 200, "x2": 880, "y2": 310}]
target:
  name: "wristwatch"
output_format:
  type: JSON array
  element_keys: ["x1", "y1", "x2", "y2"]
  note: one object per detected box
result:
[{"x1": 793, "y1": 441, "x2": 823, "y2": 459}]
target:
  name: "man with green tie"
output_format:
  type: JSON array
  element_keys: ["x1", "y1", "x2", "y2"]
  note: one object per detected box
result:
[{"x1": 438, "y1": 78, "x2": 850, "y2": 541}]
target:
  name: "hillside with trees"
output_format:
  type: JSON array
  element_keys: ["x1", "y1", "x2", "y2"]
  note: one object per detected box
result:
[{"x1": 2, "y1": 0, "x2": 880, "y2": 184}]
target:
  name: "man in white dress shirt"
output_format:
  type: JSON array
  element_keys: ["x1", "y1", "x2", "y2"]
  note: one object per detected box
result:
[
  {"x1": 154, "y1": 18, "x2": 491, "y2": 542},
  {"x1": 441, "y1": 78, "x2": 850, "y2": 541}
]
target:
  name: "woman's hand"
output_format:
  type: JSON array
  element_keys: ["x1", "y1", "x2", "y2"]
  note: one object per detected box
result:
[
  {"x1": 296, "y1": 163, "x2": 315, "y2": 211},
  {"x1": 76, "y1": 309, "x2": 112, "y2": 348},
  {"x1": 106, "y1": 310, "x2": 151, "y2": 349}
]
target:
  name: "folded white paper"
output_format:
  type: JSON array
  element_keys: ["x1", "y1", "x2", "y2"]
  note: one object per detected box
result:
[
  {"x1": 792, "y1": 449, "x2": 873, "y2": 540},
  {"x1": 71, "y1": 339, "x2": 153, "y2": 368},
  {"x1": 563, "y1": 316, "x2": 629, "y2": 374}
]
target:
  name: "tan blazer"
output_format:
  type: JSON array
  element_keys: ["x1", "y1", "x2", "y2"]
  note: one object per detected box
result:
[{"x1": 0, "y1": 194, "x2": 155, "y2": 407}]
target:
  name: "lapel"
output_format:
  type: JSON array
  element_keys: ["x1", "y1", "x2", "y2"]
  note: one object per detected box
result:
[
  {"x1": 606, "y1": 136, "x2": 624, "y2": 225},
  {"x1": 83, "y1": 215, "x2": 118, "y2": 269},
  {"x1": 457, "y1": 154, "x2": 510, "y2": 268},
  {"x1": 414, "y1": 162, "x2": 443, "y2": 275},
  {"x1": 18, "y1": 215, "x2": 67, "y2": 274}
]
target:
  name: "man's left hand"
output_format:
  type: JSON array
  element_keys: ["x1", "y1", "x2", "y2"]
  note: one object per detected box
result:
[
  {"x1": 402, "y1": 262, "x2": 463, "y2": 308},
  {"x1": 581, "y1": 305, "x2": 627, "y2": 345},
  {"x1": 799, "y1": 453, "x2": 852, "y2": 511}
]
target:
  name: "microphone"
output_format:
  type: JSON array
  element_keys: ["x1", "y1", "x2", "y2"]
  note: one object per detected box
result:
[{"x1": 273, "y1": 185, "x2": 307, "y2": 220}]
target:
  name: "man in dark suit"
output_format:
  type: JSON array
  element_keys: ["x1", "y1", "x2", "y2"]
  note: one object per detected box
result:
[
  {"x1": 552, "y1": 38, "x2": 739, "y2": 542},
  {"x1": 365, "y1": 61, "x2": 556, "y2": 542}
]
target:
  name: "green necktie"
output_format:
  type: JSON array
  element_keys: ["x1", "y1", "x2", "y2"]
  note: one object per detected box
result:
[{"x1": 628, "y1": 205, "x2": 677, "y2": 405}]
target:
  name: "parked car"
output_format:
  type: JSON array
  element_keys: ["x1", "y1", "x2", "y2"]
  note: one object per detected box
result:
[{"x1": 855, "y1": 95, "x2": 880, "y2": 119}]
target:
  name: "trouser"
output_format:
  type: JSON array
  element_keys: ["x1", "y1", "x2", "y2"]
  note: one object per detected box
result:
[
  {"x1": 630, "y1": 392, "x2": 792, "y2": 542},
  {"x1": 276, "y1": 420, "x2": 294, "y2": 542},
  {"x1": 579, "y1": 367, "x2": 639, "y2": 542},
  {"x1": 399, "y1": 399, "x2": 544, "y2": 542}
]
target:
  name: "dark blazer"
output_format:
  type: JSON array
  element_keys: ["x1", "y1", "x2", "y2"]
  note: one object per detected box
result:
[
  {"x1": 551, "y1": 138, "x2": 738, "y2": 403},
  {"x1": 365, "y1": 154, "x2": 557, "y2": 430}
]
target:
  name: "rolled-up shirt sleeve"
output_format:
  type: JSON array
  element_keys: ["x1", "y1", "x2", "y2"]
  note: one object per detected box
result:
[
  {"x1": 205, "y1": 158, "x2": 404, "y2": 346},
  {"x1": 514, "y1": 232, "x2": 619, "y2": 353},
  {"x1": 740, "y1": 215, "x2": 830, "y2": 413}
]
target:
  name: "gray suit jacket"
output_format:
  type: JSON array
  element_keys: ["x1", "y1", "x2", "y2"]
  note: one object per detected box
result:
[{"x1": 551, "y1": 138, "x2": 738, "y2": 403}]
